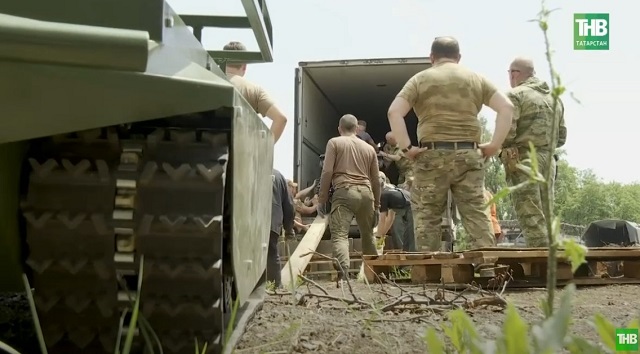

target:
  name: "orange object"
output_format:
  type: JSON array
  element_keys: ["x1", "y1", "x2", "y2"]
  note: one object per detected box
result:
[{"x1": 484, "y1": 189, "x2": 502, "y2": 236}]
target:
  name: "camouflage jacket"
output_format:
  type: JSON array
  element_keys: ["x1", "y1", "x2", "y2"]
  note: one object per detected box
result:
[
  {"x1": 383, "y1": 144, "x2": 413, "y2": 173},
  {"x1": 504, "y1": 77, "x2": 567, "y2": 150}
]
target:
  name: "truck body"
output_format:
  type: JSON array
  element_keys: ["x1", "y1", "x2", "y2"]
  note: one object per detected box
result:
[
  {"x1": 292, "y1": 57, "x2": 460, "y2": 250},
  {"x1": 293, "y1": 57, "x2": 431, "y2": 188},
  {"x1": 0, "y1": 1, "x2": 276, "y2": 353}
]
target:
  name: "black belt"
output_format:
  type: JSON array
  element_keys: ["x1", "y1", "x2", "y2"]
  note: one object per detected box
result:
[{"x1": 419, "y1": 141, "x2": 477, "y2": 150}]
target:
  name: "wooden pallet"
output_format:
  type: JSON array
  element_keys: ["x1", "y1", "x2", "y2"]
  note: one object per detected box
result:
[
  {"x1": 361, "y1": 247, "x2": 640, "y2": 287},
  {"x1": 279, "y1": 258, "x2": 362, "y2": 280},
  {"x1": 279, "y1": 250, "x2": 406, "y2": 280}
]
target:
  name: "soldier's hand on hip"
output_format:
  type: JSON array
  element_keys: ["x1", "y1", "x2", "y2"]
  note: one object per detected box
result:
[
  {"x1": 405, "y1": 146, "x2": 427, "y2": 160},
  {"x1": 478, "y1": 142, "x2": 501, "y2": 158}
]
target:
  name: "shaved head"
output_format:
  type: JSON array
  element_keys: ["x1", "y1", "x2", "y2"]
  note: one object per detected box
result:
[
  {"x1": 508, "y1": 56, "x2": 535, "y2": 88},
  {"x1": 385, "y1": 131, "x2": 396, "y2": 144},
  {"x1": 339, "y1": 114, "x2": 358, "y2": 133},
  {"x1": 430, "y1": 36, "x2": 461, "y2": 61},
  {"x1": 510, "y1": 56, "x2": 535, "y2": 76}
]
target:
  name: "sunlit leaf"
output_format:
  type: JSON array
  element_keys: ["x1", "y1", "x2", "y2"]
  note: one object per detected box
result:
[
  {"x1": 553, "y1": 86, "x2": 566, "y2": 97},
  {"x1": 508, "y1": 181, "x2": 531, "y2": 194},
  {"x1": 528, "y1": 142, "x2": 539, "y2": 174},
  {"x1": 533, "y1": 284, "x2": 576, "y2": 351},
  {"x1": 498, "y1": 303, "x2": 530, "y2": 354},
  {"x1": 486, "y1": 187, "x2": 512, "y2": 207},
  {"x1": 442, "y1": 323, "x2": 461, "y2": 352},
  {"x1": 539, "y1": 21, "x2": 548, "y2": 30},
  {"x1": 443, "y1": 309, "x2": 483, "y2": 353},
  {"x1": 565, "y1": 335, "x2": 602, "y2": 354},
  {"x1": 561, "y1": 238, "x2": 588, "y2": 272},
  {"x1": 593, "y1": 313, "x2": 617, "y2": 351},
  {"x1": 517, "y1": 163, "x2": 533, "y2": 176},
  {"x1": 424, "y1": 328, "x2": 446, "y2": 354}
]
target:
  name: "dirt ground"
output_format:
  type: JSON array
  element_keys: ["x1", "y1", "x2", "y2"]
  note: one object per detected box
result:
[
  {"x1": 0, "y1": 283, "x2": 636, "y2": 354},
  {"x1": 0, "y1": 293, "x2": 38, "y2": 354},
  {"x1": 235, "y1": 281, "x2": 638, "y2": 354}
]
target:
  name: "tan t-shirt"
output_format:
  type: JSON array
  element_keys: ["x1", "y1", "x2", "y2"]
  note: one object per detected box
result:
[
  {"x1": 227, "y1": 74, "x2": 275, "y2": 116},
  {"x1": 396, "y1": 62, "x2": 497, "y2": 143},
  {"x1": 318, "y1": 135, "x2": 381, "y2": 207}
]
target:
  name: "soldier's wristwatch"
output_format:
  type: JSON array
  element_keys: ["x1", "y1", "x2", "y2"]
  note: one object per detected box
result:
[{"x1": 401, "y1": 145, "x2": 412, "y2": 153}]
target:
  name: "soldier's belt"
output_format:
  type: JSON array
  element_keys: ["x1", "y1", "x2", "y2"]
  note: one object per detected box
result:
[{"x1": 419, "y1": 141, "x2": 477, "y2": 150}]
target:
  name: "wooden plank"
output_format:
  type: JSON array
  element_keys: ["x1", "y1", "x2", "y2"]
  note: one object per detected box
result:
[
  {"x1": 624, "y1": 260, "x2": 640, "y2": 278},
  {"x1": 306, "y1": 269, "x2": 361, "y2": 276},
  {"x1": 358, "y1": 227, "x2": 380, "y2": 281},
  {"x1": 463, "y1": 248, "x2": 640, "y2": 261},
  {"x1": 468, "y1": 246, "x2": 640, "y2": 252},
  {"x1": 279, "y1": 252, "x2": 361, "y2": 262},
  {"x1": 280, "y1": 216, "x2": 329, "y2": 288},
  {"x1": 365, "y1": 255, "x2": 479, "y2": 266}
]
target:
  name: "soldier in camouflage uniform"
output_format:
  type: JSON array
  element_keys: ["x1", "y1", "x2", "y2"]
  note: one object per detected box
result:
[
  {"x1": 387, "y1": 36, "x2": 514, "y2": 251},
  {"x1": 381, "y1": 131, "x2": 414, "y2": 185},
  {"x1": 502, "y1": 57, "x2": 567, "y2": 247}
]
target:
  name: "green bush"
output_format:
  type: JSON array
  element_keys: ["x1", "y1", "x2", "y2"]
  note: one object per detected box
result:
[{"x1": 425, "y1": 284, "x2": 639, "y2": 354}]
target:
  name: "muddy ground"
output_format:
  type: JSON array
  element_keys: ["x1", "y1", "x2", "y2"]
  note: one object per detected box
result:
[
  {"x1": 235, "y1": 281, "x2": 638, "y2": 354},
  {"x1": 0, "y1": 283, "x2": 636, "y2": 354}
]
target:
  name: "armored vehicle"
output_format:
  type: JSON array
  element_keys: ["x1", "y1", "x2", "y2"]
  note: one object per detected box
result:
[{"x1": 0, "y1": 1, "x2": 275, "y2": 353}]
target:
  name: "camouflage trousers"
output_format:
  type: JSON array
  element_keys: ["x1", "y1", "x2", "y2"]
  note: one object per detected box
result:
[
  {"x1": 411, "y1": 149, "x2": 495, "y2": 251},
  {"x1": 398, "y1": 167, "x2": 414, "y2": 185},
  {"x1": 329, "y1": 186, "x2": 378, "y2": 273},
  {"x1": 501, "y1": 148, "x2": 556, "y2": 247}
]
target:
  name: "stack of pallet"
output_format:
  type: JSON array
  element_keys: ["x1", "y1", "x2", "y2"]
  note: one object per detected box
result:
[{"x1": 360, "y1": 247, "x2": 640, "y2": 288}]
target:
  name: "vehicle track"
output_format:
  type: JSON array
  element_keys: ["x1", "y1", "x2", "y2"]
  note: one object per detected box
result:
[{"x1": 21, "y1": 125, "x2": 231, "y2": 354}]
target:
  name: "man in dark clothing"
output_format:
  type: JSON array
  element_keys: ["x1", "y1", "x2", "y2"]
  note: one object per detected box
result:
[
  {"x1": 356, "y1": 120, "x2": 378, "y2": 152},
  {"x1": 375, "y1": 172, "x2": 415, "y2": 252},
  {"x1": 269, "y1": 169, "x2": 295, "y2": 287}
]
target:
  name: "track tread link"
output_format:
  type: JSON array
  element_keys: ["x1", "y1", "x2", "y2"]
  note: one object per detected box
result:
[{"x1": 22, "y1": 127, "x2": 230, "y2": 354}]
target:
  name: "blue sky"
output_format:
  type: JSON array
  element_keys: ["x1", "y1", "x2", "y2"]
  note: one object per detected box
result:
[{"x1": 171, "y1": 0, "x2": 636, "y2": 184}]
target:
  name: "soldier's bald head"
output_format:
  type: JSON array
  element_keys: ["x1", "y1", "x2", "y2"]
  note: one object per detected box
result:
[
  {"x1": 430, "y1": 36, "x2": 461, "y2": 62},
  {"x1": 510, "y1": 57, "x2": 535, "y2": 76},
  {"x1": 339, "y1": 114, "x2": 358, "y2": 133},
  {"x1": 385, "y1": 131, "x2": 394, "y2": 140},
  {"x1": 508, "y1": 57, "x2": 535, "y2": 88}
]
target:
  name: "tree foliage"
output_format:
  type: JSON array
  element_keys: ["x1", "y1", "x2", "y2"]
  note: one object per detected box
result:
[{"x1": 480, "y1": 116, "x2": 640, "y2": 226}]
